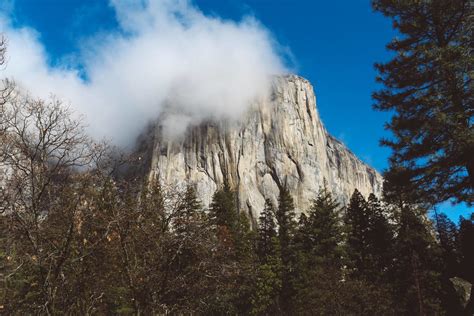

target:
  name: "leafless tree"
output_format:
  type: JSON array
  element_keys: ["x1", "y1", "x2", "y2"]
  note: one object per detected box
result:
[
  {"x1": 0, "y1": 91, "x2": 113, "y2": 314},
  {"x1": 0, "y1": 35, "x2": 15, "y2": 145},
  {"x1": 1, "y1": 95, "x2": 96, "y2": 211}
]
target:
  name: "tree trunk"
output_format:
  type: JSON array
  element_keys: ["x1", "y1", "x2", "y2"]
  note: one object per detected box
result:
[{"x1": 412, "y1": 253, "x2": 425, "y2": 316}]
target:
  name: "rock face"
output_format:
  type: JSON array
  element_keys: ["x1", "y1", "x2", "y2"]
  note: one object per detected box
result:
[{"x1": 146, "y1": 75, "x2": 383, "y2": 223}]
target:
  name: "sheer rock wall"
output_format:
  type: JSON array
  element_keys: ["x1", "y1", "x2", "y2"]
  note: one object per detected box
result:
[{"x1": 148, "y1": 75, "x2": 383, "y2": 222}]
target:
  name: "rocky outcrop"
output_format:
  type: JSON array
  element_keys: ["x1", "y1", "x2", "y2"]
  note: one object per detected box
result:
[{"x1": 146, "y1": 75, "x2": 383, "y2": 222}]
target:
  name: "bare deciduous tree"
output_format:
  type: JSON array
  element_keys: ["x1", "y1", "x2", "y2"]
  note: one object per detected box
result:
[
  {"x1": 1, "y1": 95, "x2": 96, "y2": 212},
  {"x1": 0, "y1": 91, "x2": 112, "y2": 314}
]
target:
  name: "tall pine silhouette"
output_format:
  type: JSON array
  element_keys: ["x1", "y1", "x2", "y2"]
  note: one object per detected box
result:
[{"x1": 372, "y1": 0, "x2": 473, "y2": 205}]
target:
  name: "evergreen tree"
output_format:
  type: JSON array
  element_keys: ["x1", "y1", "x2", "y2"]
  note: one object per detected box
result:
[
  {"x1": 434, "y1": 212, "x2": 465, "y2": 315},
  {"x1": 293, "y1": 186, "x2": 395, "y2": 315},
  {"x1": 390, "y1": 205, "x2": 443, "y2": 315},
  {"x1": 209, "y1": 179, "x2": 239, "y2": 234},
  {"x1": 275, "y1": 186, "x2": 297, "y2": 312},
  {"x1": 252, "y1": 199, "x2": 282, "y2": 315},
  {"x1": 344, "y1": 189, "x2": 370, "y2": 277},
  {"x1": 365, "y1": 193, "x2": 394, "y2": 279},
  {"x1": 276, "y1": 186, "x2": 297, "y2": 258},
  {"x1": 172, "y1": 184, "x2": 202, "y2": 261},
  {"x1": 344, "y1": 191, "x2": 393, "y2": 280},
  {"x1": 207, "y1": 180, "x2": 256, "y2": 314},
  {"x1": 293, "y1": 183, "x2": 343, "y2": 283},
  {"x1": 305, "y1": 183, "x2": 342, "y2": 267},
  {"x1": 257, "y1": 199, "x2": 278, "y2": 262},
  {"x1": 251, "y1": 260, "x2": 282, "y2": 316},
  {"x1": 372, "y1": 0, "x2": 474, "y2": 205},
  {"x1": 173, "y1": 185, "x2": 202, "y2": 238},
  {"x1": 380, "y1": 163, "x2": 463, "y2": 315},
  {"x1": 292, "y1": 213, "x2": 312, "y2": 273},
  {"x1": 293, "y1": 184, "x2": 343, "y2": 293},
  {"x1": 434, "y1": 212, "x2": 459, "y2": 276},
  {"x1": 180, "y1": 185, "x2": 202, "y2": 219}
]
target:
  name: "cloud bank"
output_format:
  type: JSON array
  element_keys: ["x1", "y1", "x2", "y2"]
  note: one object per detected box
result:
[{"x1": 1, "y1": 0, "x2": 287, "y2": 146}]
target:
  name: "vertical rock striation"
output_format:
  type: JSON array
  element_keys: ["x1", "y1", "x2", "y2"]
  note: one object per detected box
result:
[{"x1": 147, "y1": 75, "x2": 383, "y2": 222}]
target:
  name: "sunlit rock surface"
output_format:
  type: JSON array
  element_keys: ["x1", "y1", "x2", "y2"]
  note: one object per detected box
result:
[{"x1": 145, "y1": 75, "x2": 383, "y2": 223}]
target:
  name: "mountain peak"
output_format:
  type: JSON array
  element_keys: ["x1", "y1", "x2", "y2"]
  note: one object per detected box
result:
[{"x1": 146, "y1": 75, "x2": 383, "y2": 222}]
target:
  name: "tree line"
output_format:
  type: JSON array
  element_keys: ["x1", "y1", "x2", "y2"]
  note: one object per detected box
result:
[{"x1": 0, "y1": 88, "x2": 472, "y2": 314}]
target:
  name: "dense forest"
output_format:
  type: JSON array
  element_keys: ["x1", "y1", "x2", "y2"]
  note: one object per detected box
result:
[
  {"x1": 0, "y1": 107, "x2": 472, "y2": 314},
  {"x1": 1, "y1": 0, "x2": 473, "y2": 314},
  {"x1": 0, "y1": 91, "x2": 472, "y2": 314}
]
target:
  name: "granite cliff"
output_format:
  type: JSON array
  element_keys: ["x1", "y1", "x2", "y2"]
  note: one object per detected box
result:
[{"x1": 143, "y1": 75, "x2": 383, "y2": 222}]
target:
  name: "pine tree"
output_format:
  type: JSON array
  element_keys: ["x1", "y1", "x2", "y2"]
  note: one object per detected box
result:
[
  {"x1": 372, "y1": 0, "x2": 473, "y2": 205},
  {"x1": 292, "y1": 213, "x2": 312, "y2": 268},
  {"x1": 344, "y1": 191, "x2": 394, "y2": 281},
  {"x1": 344, "y1": 189, "x2": 370, "y2": 277},
  {"x1": 434, "y1": 212, "x2": 459, "y2": 276},
  {"x1": 433, "y1": 212, "x2": 465, "y2": 314},
  {"x1": 391, "y1": 205, "x2": 443, "y2": 315},
  {"x1": 140, "y1": 176, "x2": 167, "y2": 232},
  {"x1": 306, "y1": 183, "x2": 342, "y2": 267},
  {"x1": 174, "y1": 185, "x2": 202, "y2": 236},
  {"x1": 252, "y1": 199, "x2": 282, "y2": 315},
  {"x1": 172, "y1": 184, "x2": 203, "y2": 265},
  {"x1": 276, "y1": 186, "x2": 297, "y2": 258},
  {"x1": 293, "y1": 185, "x2": 395, "y2": 315},
  {"x1": 209, "y1": 179, "x2": 239, "y2": 234},
  {"x1": 180, "y1": 185, "x2": 202, "y2": 219},
  {"x1": 275, "y1": 186, "x2": 297, "y2": 311},
  {"x1": 257, "y1": 199, "x2": 278, "y2": 262},
  {"x1": 208, "y1": 180, "x2": 256, "y2": 314},
  {"x1": 296, "y1": 183, "x2": 343, "y2": 306},
  {"x1": 366, "y1": 193, "x2": 393, "y2": 279}
]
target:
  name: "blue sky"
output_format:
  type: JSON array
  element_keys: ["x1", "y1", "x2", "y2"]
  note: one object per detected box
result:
[
  {"x1": 6, "y1": 0, "x2": 396, "y2": 170},
  {"x1": 3, "y1": 0, "x2": 471, "y2": 221}
]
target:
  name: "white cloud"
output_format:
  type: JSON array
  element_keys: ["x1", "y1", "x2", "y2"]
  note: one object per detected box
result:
[{"x1": 1, "y1": 0, "x2": 287, "y2": 147}]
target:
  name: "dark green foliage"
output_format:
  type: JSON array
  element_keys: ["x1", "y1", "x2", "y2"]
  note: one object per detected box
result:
[
  {"x1": 291, "y1": 183, "x2": 345, "y2": 313},
  {"x1": 177, "y1": 185, "x2": 202, "y2": 221},
  {"x1": 275, "y1": 186, "x2": 297, "y2": 259},
  {"x1": 251, "y1": 259, "x2": 282, "y2": 316},
  {"x1": 209, "y1": 179, "x2": 239, "y2": 235},
  {"x1": 209, "y1": 179, "x2": 255, "y2": 259},
  {"x1": 345, "y1": 189, "x2": 371, "y2": 275},
  {"x1": 390, "y1": 205, "x2": 444, "y2": 315},
  {"x1": 207, "y1": 180, "x2": 257, "y2": 314},
  {"x1": 1, "y1": 160, "x2": 470, "y2": 315},
  {"x1": 293, "y1": 186, "x2": 396, "y2": 315},
  {"x1": 458, "y1": 214, "x2": 474, "y2": 283},
  {"x1": 304, "y1": 183, "x2": 343, "y2": 267},
  {"x1": 257, "y1": 199, "x2": 278, "y2": 263},
  {"x1": 366, "y1": 193, "x2": 394, "y2": 275},
  {"x1": 434, "y1": 212, "x2": 465, "y2": 315},
  {"x1": 275, "y1": 186, "x2": 297, "y2": 311},
  {"x1": 372, "y1": 0, "x2": 474, "y2": 205},
  {"x1": 252, "y1": 199, "x2": 282, "y2": 315},
  {"x1": 2, "y1": 174, "x2": 470, "y2": 315},
  {"x1": 345, "y1": 190, "x2": 393, "y2": 282},
  {"x1": 435, "y1": 212, "x2": 459, "y2": 277}
]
